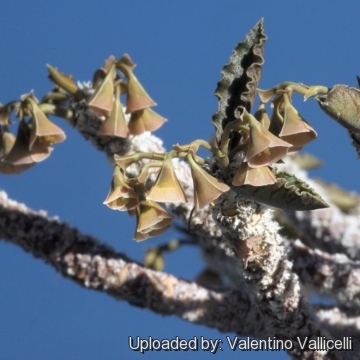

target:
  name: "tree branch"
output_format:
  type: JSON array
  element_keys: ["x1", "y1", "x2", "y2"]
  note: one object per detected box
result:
[
  {"x1": 0, "y1": 190, "x2": 263, "y2": 337},
  {"x1": 289, "y1": 239, "x2": 360, "y2": 310}
]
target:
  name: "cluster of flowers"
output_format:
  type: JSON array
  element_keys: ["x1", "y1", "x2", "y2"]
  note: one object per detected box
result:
[
  {"x1": 105, "y1": 82, "x2": 323, "y2": 241},
  {"x1": 104, "y1": 143, "x2": 230, "y2": 241},
  {"x1": 0, "y1": 54, "x2": 167, "y2": 176},
  {"x1": 87, "y1": 54, "x2": 166, "y2": 137},
  {"x1": 0, "y1": 91, "x2": 66, "y2": 174},
  {"x1": 230, "y1": 86, "x2": 317, "y2": 187},
  {"x1": 0, "y1": 52, "x2": 323, "y2": 242}
]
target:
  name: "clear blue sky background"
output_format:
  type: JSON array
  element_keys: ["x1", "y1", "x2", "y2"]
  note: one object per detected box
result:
[{"x1": 1, "y1": 1, "x2": 360, "y2": 359}]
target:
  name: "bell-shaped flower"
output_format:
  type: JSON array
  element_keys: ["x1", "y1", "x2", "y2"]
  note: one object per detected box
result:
[
  {"x1": 187, "y1": 153, "x2": 229, "y2": 209},
  {"x1": 87, "y1": 59, "x2": 115, "y2": 116},
  {"x1": 117, "y1": 55, "x2": 156, "y2": 113},
  {"x1": 278, "y1": 92, "x2": 317, "y2": 150},
  {"x1": 3, "y1": 120, "x2": 52, "y2": 165},
  {"x1": 133, "y1": 199, "x2": 174, "y2": 241},
  {"x1": 147, "y1": 153, "x2": 187, "y2": 203},
  {"x1": 243, "y1": 110, "x2": 291, "y2": 167},
  {"x1": 232, "y1": 163, "x2": 276, "y2": 186},
  {"x1": 0, "y1": 130, "x2": 34, "y2": 174},
  {"x1": 99, "y1": 84, "x2": 129, "y2": 138},
  {"x1": 25, "y1": 98, "x2": 66, "y2": 152},
  {"x1": 103, "y1": 166, "x2": 139, "y2": 211},
  {"x1": 128, "y1": 108, "x2": 167, "y2": 135}
]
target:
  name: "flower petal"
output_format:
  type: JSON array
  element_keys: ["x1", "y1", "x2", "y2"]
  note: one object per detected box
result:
[
  {"x1": 188, "y1": 154, "x2": 229, "y2": 209},
  {"x1": 26, "y1": 98, "x2": 66, "y2": 151},
  {"x1": 117, "y1": 60, "x2": 156, "y2": 113},
  {"x1": 232, "y1": 163, "x2": 276, "y2": 186},
  {"x1": 0, "y1": 131, "x2": 34, "y2": 174},
  {"x1": 3, "y1": 121, "x2": 51, "y2": 165},
  {"x1": 99, "y1": 84, "x2": 129, "y2": 138},
  {"x1": 87, "y1": 62, "x2": 115, "y2": 116},
  {"x1": 137, "y1": 200, "x2": 173, "y2": 233},
  {"x1": 147, "y1": 153, "x2": 187, "y2": 203},
  {"x1": 128, "y1": 108, "x2": 167, "y2": 135},
  {"x1": 244, "y1": 112, "x2": 291, "y2": 167}
]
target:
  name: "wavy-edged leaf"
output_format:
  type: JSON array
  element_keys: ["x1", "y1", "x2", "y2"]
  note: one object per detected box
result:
[
  {"x1": 212, "y1": 19, "x2": 267, "y2": 145},
  {"x1": 231, "y1": 168, "x2": 329, "y2": 211}
]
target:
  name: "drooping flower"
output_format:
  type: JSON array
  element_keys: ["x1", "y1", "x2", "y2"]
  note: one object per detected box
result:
[
  {"x1": 243, "y1": 110, "x2": 291, "y2": 167},
  {"x1": 187, "y1": 152, "x2": 229, "y2": 209},
  {"x1": 88, "y1": 57, "x2": 116, "y2": 116},
  {"x1": 99, "y1": 84, "x2": 129, "y2": 138},
  {"x1": 232, "y1": 162, "x2": 276, "y2": 186},
  {"x1": 3, "y1": 120, "x2": 52, "y2": 165},
  {"x1": 0, "y1": 130, "x2": 34, "y2": 174},
  {"x1": 147, "y1": 152, "x2": 187, "y2": 203},
  {"x1": 277, "y1": 91, "x2": 317, "y2": 151},
  {"x1": 134, "y1": 199, "x2": 174, "y2": 241},
  {"x1": 117, "y1": 54, "x2": 156, "y2": 113},
  {"x1": 25, "y1": 97, "x2": 66, "y2": 152},
  {"x1": 103, "y1": 166, "x2": 139, "y2": 211},
  {"x1": 127, "y1": 108, "x2": 167, "y2": 135}
]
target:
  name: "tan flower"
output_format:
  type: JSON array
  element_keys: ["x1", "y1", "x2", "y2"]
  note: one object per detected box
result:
[
  {"x1": 25, "y1": 98, "x2": 66, "y2": 152},
  {"x1": 3, "y1": 120, "x2": 52, "y2": 165},
  {"x1": 88, "y1": 57, "x2": 115, "y2": 116},
  {"x1": 277, "y1": 92, "x2": 317, "y2": 150},
  {"x1": 147, "y1": 153, "x2": 187, "y2": 203},
  {"x1": 103, "y1": 166, "x2": 139, "y2": 211},
  {"x1": 134, "y1": 200, "x2": 174, "y2": 241},
  {"x1": 117, "y1": 54, "x2": 156, "y2": 113},
  {"x1": 0, "y1": 130, "x2": 34, "y2": 174},
  {"x1": 128, "y1": 108, "x2": 167, "y2": 135},
  {"x1": 232, "y1": 163, "x2": 276, "y2": 186},
  {"x1": 187, "y1": 153, "x2": 229, "y2": 209},
  {"x1": 243, "y1": 110, "x2": 291, "y2": 167},
  {"x1": 99, "y1": 84, "x2": 129, "y2": 138}
]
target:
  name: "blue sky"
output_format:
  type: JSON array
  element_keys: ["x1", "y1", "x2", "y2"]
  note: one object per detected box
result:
[{"x1": 1, "y1": 1, "x2": 360, "y2": 359}]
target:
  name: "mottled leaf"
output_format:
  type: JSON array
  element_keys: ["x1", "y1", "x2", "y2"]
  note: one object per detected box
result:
[
  {"x1": 212, "y1": 19, "x2": 267, "y2": 145},
  {"x1": 231, "y1": 168, "x2": 329, "y2": 211},
  {"x1": 316, "y1": 85, "x2": 360, "y2": 134},
  {"x1": 316, "y1": 84, "x2": 360, "y2": 158}
]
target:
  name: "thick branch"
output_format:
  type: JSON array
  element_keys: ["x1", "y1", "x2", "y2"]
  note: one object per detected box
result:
[
  {"x1": 1, "y1": 190, "x2": 356, "y2": 360},
  {"x1": 211, "y1": 192, "x2": 344, "y2": 359},
  {"x1": 289, "y1": 240, "x2": 360, "y2": 310},
  {"x1": 0, "y1": 190, "x2": 263, "y2": 337}
]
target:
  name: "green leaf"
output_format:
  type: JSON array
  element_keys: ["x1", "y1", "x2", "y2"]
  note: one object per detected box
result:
[
  {"x1": 212, "y1": 19, "x2": 267, "y2": 145},
  {"x1": 231, "y1": 169, "x2": 329, "y2": 211}
]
